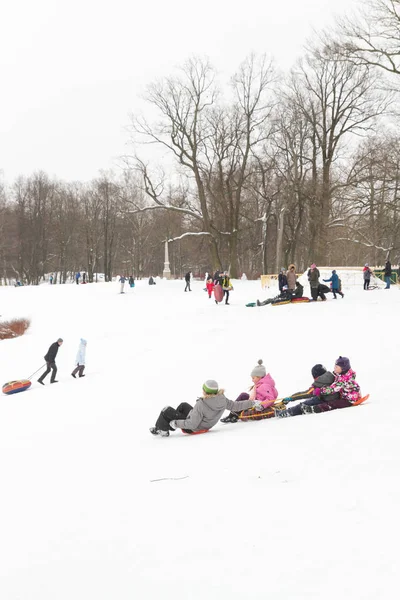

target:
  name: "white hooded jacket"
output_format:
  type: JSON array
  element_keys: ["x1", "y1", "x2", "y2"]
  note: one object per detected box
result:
[{"x1": 75, "y1": 339, "x2": 87, "y2": 365}]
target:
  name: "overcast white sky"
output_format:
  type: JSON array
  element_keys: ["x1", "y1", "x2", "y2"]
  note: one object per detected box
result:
[{"x1": 0, "y1": 0, "x2": 360, "y2": 183}]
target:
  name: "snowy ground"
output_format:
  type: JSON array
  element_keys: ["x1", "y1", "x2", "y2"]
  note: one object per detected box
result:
[{"x1": 0, "y1": 277, "x2": 399, "y2": 600}]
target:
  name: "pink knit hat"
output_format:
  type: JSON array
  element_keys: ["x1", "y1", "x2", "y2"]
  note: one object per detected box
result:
[{"x1": 311, "y1": 263, "x2": 316, "y2": 269}]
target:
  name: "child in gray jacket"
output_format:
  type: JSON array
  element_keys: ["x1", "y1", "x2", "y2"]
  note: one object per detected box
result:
[{"x1": 150, "y1": 379, "x2": 261, "y2": 437}]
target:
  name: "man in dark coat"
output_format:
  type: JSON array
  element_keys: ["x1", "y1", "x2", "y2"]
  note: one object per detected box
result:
[
  {"x1": 38, "y1": 338, "x2": 63, "y2": 384},
  {"x1": 184, "y1": 271, "x2": 192, "y2": 292},
  {"x1": 384, "y1": 260, "x2": 392, "y2": 289}
]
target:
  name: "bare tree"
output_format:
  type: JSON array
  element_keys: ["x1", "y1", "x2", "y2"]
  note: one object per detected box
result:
[
  {"x1": 338, "y1": 0, "x2": 400, "y2": 81},
  {"x1": 288, "y1": 45, "x2": 388, "y2": 263}
]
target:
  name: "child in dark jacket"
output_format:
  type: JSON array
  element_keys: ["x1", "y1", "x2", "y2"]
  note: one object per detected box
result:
[
  {"x1": 275, "y1": 364, "x2": 341, "y2": 417},
  {"x1": 150, "y1": 380, "x2": 261, "y2": 436}
]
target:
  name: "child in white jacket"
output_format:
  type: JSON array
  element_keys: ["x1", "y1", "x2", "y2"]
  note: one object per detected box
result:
[{"x1": 71, "y1": 338, "x2": 87, "y2": 378}]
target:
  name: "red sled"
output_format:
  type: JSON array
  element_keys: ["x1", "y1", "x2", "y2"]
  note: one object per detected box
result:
[
  {"x1": 214, "y1": 284, "x2": 224, "y2": 303},
  {"x1": 2, "y1": 379, "x2": 31, "y2": 395},
  {"x1": 352, "y1": 394, "x2": 370, "y2": 406},
  {"x1": 181, "y1": 429, "x2": 209, "y2": 435}
]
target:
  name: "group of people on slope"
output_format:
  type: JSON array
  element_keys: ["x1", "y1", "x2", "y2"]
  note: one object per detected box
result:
[
  {"x1": 204, "y1": 270, "x2": 233, "y2": 304},
  {"x1": 307, "y1": 264, "x2": 344, "y2": 301},
  {"x1": 149, "y1": 356, "x2": 362, "y2": 436},
  {"x1": 37, "y1": 338, "x2": 87, "y2": 385},
  {"x1": 119, "y1": 275, "x2": 135, "y2": 293},
  {"x1": 256, "y1": 263, "x2": 344, "y2": 306},
  {"x1": 364, "y1": 260, "x2": 393, "y2": 290}
]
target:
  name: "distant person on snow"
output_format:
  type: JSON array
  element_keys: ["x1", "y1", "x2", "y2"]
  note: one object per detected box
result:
[
  {"x1": 150, "y1": 379, "x2": 262, "y2": 437},
  {"x1": 82, "y1": 272, "x2": 87, "y2": 284},
  {"x1": 221, "y1": 359, "x2": 278, "y2": 423},
  {"x1": 148, "y1": 276, "x2": 156, "y2": 285},
  {"x1": 213, "y1": 270, "x2": 223, "y2": 285},
  {"x1": 129, "y1": 275, "x2": 135, "y2": 288},
  {"x1": 384, "y1": 260, "x2": 392, "y2": 289},
  {"x1": 71, "y1": 338, "x2": 87, "y2": 379},
  {"x1": 184, "y1": 271, "x2": 192, "y2": 292},
  {"x1": 206, "y1": 278, "x2": 215, "y2": 299},
  {"x1": 307, "y1": 263, "x2": 321, "y2": 301},
  {"x1": 286, "y1": 264, "x2": 296, "y2": 291},
  {"x1": 221, "y1": 271, "x2": 232, "y2": 305},
  {"x1": 38, "y1": 338, "x2": 63, "y2": 385},
  {"x1": 75, "y1": 272, "x2": 80, "y2": 285},
  {"x1": 293, "y1": 281, "x2": 304, "y2": 298},
  {"x1": 323, "y1": 270, "x2": 344, "y2": 299},
  {"x1": 278, "y1": 268, "x2": 288, "y2": 293},
  {"x1": 49, "y1": 274, "x2": 53, "y2": 285},
  {"x1": 256, "y1": 285, "x2": 293, "y2": 306},
  {"x1": 119, "y1": 275, "x2": 127, "y2": 294},
  {"x1": 363, "y1": 264, "x2": 372, "y2": 290}
]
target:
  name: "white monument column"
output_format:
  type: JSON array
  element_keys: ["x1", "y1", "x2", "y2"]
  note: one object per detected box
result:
[{"x1": 163, "y1": 240, "x2": 171, "y2": 279}]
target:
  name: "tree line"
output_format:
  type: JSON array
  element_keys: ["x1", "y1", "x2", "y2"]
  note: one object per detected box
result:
[{"x1": 1, "y1": 0, "x2": 399, "y2": 284}]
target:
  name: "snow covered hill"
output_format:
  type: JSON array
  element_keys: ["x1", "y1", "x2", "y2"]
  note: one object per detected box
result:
[{"x1": 0, "y1": 278, "x2": 399, "y2": 600}]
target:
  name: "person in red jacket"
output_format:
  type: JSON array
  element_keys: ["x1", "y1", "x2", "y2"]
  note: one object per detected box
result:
[{"x1": 206, "y1": 278, "x2": 215, "y2": 299}]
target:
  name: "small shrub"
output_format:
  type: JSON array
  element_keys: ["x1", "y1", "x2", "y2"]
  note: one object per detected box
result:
[{"x1": 0, "y1": 318, "x2": 31, "y2": 340}]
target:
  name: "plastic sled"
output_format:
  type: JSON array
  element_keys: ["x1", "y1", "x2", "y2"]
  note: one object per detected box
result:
[
  {"x1": 353, "y1": 394, "x2": 370, "y2": 406},
  {"x1": 271, "y1": 300, "x2": 291, "y2": 307},
  {"x1": 181, "y1": 429, "x2": 209, "y2": 435},
  {"x1": 2, "y1": 379, "x2": 32, "y2": 395}
]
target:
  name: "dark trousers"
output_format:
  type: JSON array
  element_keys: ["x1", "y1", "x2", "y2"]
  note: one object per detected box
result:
[
  {"x1": 224, "y1": 289, "x2": 230, "y2": 304},
  {"x1": 184, "y1": 281, "x2": 191, "y2": 291},
  {"x1": 331, "y1": 288, "x2": 344, "y2": 299},
  {"x1": 310, "y1": 286, "x2": 319, "y2": 301},
  {"x1": 72, "y1": 364, "x2": 85, "y2": 377},
  {"x1": 38, "y1": 361, "x2": 57, "y2": 383},
  {"x1": 385, "y1": 276, "x2": 391, "y2": 289},
  {"x1": 155, "y1": 402, "x2": 193, "y2": 431},
  {"x1": 364, "y1": 279, "x2": 370, "y2": 290}
]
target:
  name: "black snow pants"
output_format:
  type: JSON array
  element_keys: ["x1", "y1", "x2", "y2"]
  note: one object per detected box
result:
[
  {"x1": 155, "y1": 402, "x2": 193, "y2": 432},
  {"x1": 38, "y1": 361, "x2": 57, "y2": 383}
]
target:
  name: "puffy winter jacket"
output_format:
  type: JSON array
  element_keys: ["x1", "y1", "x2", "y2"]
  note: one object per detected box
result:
[
  {"x1": 75, "y1": 338, "x2": 87, "y2": 365},
  {"x1": 175, "y1": 394, "x2": 254, "y2": 432},
  {"x1": 323, "y1": 272, "x2": 339, "y2": 290},
  {"x1": 286, "y1": 267, "x2": 296, "y2": 290},
  {"x1": 308, "y1": 268, "x2": 320, "y2": 287},
  {"x1": 319, "y1": 369, "x2": 361, "y2": 403},
  {"x1": 253, "y1": 374, "x2": 279, "y2": 408},
  {"x1": 363, "y1": 267, "x2": 371, "y2": 280}
]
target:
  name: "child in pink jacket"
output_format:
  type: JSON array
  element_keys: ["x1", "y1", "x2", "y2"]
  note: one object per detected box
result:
[{"x1": 220, "y1": 359, "x2": 278, "y2": 423}]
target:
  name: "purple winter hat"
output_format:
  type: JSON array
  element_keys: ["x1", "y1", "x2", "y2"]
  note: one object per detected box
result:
[{"x1": 335, "y1": 356, "x2": 350, "y2": 373}]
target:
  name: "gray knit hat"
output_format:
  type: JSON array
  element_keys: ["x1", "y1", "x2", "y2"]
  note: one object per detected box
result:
[
  {"x1": 202, "y1": 380, "x2": 219, "y2": 395},
  {"x1": 251, "y1": 359, "x2": 266, "y2": 378},
  {"x1": 57, "y1": 338, "x2": 63, "y2": 343}
]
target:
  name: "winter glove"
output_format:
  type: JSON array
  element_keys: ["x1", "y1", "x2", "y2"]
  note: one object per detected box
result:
[
  {"x1": 313, "y1": 388, "x2": 321, "y2": 396},
  {"x1": 169, "y1": 420, "x2": 178, "y2": 430},
  {"x1": 282, "y1": 397, "x2": 292, "y2": 404},
  {"x1": 253, "y1": 400, "x2": 264, "y2": 411}
]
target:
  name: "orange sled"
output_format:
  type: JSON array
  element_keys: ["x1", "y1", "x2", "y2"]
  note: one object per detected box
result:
[{"x1": 353, "y1": 394, "x2": 370, "y2": 406}]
